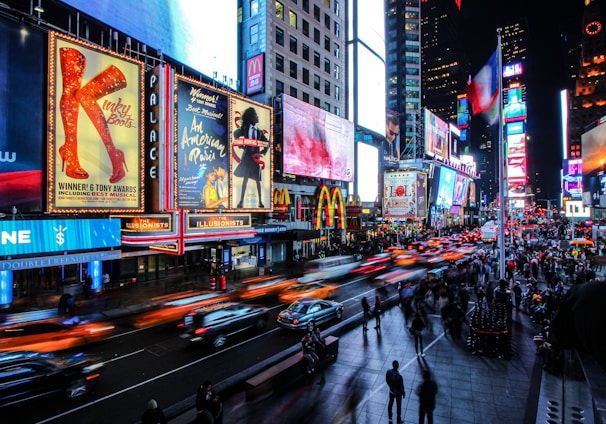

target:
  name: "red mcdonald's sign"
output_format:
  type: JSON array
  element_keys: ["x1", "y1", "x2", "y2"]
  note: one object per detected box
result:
[
  {"x1": 246, "y1": 53, "x2": 264, "y2": 95},
  {"x1": 314, "y1": 184, "x2": 345, "y2": 230}
]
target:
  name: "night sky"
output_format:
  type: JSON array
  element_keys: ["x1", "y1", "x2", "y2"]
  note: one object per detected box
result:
[{"x1": 459, "y1": 0, "x2": 599, "y2": 201}]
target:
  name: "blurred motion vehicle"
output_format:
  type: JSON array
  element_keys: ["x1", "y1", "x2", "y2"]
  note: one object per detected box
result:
[
  {"x1": 178, "y1": 302, "x2": 268, "y2": 348},
  {"x1": 277, "y1": 281, "x2": 338, "y2": 303},
  {"x1": 373, "y1": 267, "x2": 427, "y2": 287},
  {"x1": 299, "y1": 255, "x2": 360, "y2": 282},
  {"x1": 132, "y1": 291, "x2": 233, "y2": 328},
  {"x1": 0, "y1": 350, "x2": 104, "y2": 407},
  {"x1": 350, "y1": 253, "x2": 393, "y2": 277},
  {"x1": 0, "y1": 320, "x2": 115, "y2": 353},
  {"x1": 233, "y1": 275, "x2": 297, "y2": 300},
  {"x1": 481, "y1": 220, "x2": 499, "y2": 242},
  {"x1": 276, "y1": 298, "x2": 344, "y2": 331},
  {"x1": 393, "y1": 251, "x2": 419, "y2": 267}
]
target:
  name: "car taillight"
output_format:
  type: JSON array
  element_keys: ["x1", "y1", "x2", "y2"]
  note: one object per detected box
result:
[
  {"x1": 277, "y1": 316, "x2": 282, "y2": 321},
  {"x1": 293, "y1": 319, "x2": 299, "y2": 325},
  {"x1": 86, "y1": 373, "x2": 101, "y2": 381},
  {"x1": 194, "y1": 327, "x2": 208, "y2": 335}
]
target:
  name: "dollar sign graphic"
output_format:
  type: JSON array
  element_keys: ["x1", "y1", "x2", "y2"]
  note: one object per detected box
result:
[{"x1": 56, "y1": 232, "x2": 65, "y2": 246}]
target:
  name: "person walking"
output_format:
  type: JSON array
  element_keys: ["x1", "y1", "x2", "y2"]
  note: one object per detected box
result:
[
  {"x1": 385, "y1": 360, "x2": 405, "y2": 424},
  {"x1": 301, "y1": 331, "x2": 319, "y2": 374},
  {"x1": 417, "y1": 369, "x2": 438, "y2": 424},
  {"x1": 411, "y1": 311, "x2": 427, "y2": 357},
  {"x1": 361, "y1": 297, "x2": 371, "y2": 331},
  {"x1": 196, "y1": 380, "x2": 223, "y2": 424},
  {"x1": 141, "y1": 399, "x2": 167, "y2": 424},
  {"x1": 374, "y1": 295, "x2": 382, "y2": 329}
]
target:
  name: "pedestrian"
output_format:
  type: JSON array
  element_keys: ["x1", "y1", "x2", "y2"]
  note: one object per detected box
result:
[
  {"x1": 196, "y1": 380, "x2": 223, "y2": 424},
  {"x1": 410, "y1": 311, "x2": 426, "y2": 357},
  {"x1": 374, "y1": 295, "x2": 382, "y2": 329},
  {"x1": 361, "y1": 296, "x2": 371, "y2": 331},
  {"x1": 311, "y1": 326, "x2": 327, "y2": 358},
  {"x1": 385, "y1": 360, "x2": 405, "y2": 424},
  {"x1": 141, "y1": 399, "x2": 167, "y2": 424},
  {"x1": 301, "y1": 331, "x2": 319, "y2": 374},
  {"x1": 513, "y1": 281, "x2": 523, "y2": 310},
  {"x1": 417, "y1": 369, "x2": 438, "y2": 424}
]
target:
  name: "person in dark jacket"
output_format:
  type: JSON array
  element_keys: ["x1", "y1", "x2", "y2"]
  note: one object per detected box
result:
[
  {"x1": 196, "y1": 380, "x2": 223, "y2": 424},
  {"x1": 411, "y1": 311, "x2": 427, "y2": 356},
  {"x1": 385, "y1": 360, "x2": 405, "y2": 423},
  {"x1": 416, "y1": 369, "x2": 438, "y2": 424},
  {"x1": 141, "y1": 399, "x2": 167, "y2": 424}
]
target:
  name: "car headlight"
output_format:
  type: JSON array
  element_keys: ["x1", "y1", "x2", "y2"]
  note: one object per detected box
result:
[{"x1": 82, "y1": 362, "x2": 104, "y2": 373}]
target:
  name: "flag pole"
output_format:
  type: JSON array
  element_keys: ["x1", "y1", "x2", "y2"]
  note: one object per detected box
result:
[{"x1": 496, "y1": 28, "x2": 506, "y2": 281}]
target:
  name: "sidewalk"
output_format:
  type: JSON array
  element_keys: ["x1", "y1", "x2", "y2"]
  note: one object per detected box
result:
[{"x1": 169, "y1": 293, "x2": 547, "y2": 424}]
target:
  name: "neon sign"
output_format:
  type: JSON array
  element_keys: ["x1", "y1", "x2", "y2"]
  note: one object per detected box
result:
[{"x1": 314, "y1": 185, "x2": 345, "y2": 230}]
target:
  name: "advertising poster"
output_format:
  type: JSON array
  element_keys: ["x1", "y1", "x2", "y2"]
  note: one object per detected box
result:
[
  {"x1": 175, "y1": 77, "x2": 229, "y2": 210},
  {"x1": 246, "y1": 53, "x2": 264, "y2": 95},
  {"x1": 469, "y1": 181, "x2": 477, "y2": 207},
  {"x1": 383, "y1": 171, "x2": 417, "y2": 218},
  {"x1": 230, "y1": 97, "x2": 272, "y2": 210},
  {"x1": 282, "y1": 95, "x2": 354, "y2": 182},
  {"x1": 416, "y1": 172, "x2": 428, "y2": 218},
  {"x1": 562, "y1": 158, "x2": 583, "y2": 200},
  {"x1": 435, "y1": 167, "x2": 456, "y2": 209},
  {"x1": 48, "y1": 33, "x2": 144, "y2": 212},
  {"x1": 0, "y1": 20, "x2": 45, "y2": 213},
  {"x1": 424, "y1": 108, "x2": 449, "y2": 160},
  {"x1": 581, "y1": 121, "x2": 606, "y2": 207},
  {"x1": 452, "y1": 174, "x2": 469, "y2": 206}
]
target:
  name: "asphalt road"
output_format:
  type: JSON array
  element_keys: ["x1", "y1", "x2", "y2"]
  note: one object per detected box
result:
[{"x1": 6, "y1": 273, "x2": 388, "y2": 424}]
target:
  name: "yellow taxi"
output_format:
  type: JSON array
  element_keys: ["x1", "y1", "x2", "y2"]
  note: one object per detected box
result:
[
  {"x1": 234, "y1": 275, "x2": 298, "y2": 300},
  {"x1": 278, "y1": 281, "x2": 338, "y2": 304}
]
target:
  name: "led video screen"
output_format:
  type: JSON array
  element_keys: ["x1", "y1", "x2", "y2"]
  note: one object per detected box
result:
[
  {"x1": 581, "y1": 120, "x2": 606, "y2": 207},
  {"x1": 424, "y1": 109, "x2": 449, "y2": 160},
  {"x1": 435, "y1": 167, "x2": 456, "y2": 209}
]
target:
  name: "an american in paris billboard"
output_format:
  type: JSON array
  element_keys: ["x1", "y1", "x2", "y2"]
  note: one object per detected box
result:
[
  {"x1": 48, "y1": 32, "x2": 144, "y2": 213},
  {"x1": 282, "y1": 94, "x2": 354, "y2": 182},
  {"x1": 175, "y1": 76, "x2": 230, "y2": 210},
  {"x1": 0, "y1": 20, "x2": 45, "y2": 214}
]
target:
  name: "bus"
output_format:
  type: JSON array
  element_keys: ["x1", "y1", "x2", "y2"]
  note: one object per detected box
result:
[{"x1": 300, "y1": 255, "x2": 360, "y2": 282}]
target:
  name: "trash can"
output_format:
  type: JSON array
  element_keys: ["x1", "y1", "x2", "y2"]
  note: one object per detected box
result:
[
  {"x1": 219, "y1": 275, "x2": 226, "y2": 291},
  {"x1": 210, "y1": 277, "x2": 216, "y2": 291}
]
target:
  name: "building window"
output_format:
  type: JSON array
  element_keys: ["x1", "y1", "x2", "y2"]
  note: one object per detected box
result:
[
  {"x1": 276, "y1": 27, "x2": 284, "y2": 46},
  {"x1": 314, "y1": 74, "x2": 320, "y2": 90},
  {"x1": 251, "y1": 0, "x2": 259, "y2": 16},
  {"x1": 334, "y1": 106, "x2": 340, "y2": 116},
  {"x1": 314, "y1": 97, "x2": 321, "y2": 107},
  {"x1": 290, "y1": 86, "x2": 298, "y2": 98},
  {"x1": 276, "y1": 80, "x2": 284, "y2": 95},
  {"x1": 324, "y1": 102, "x2": 330, "y2": 112},
  {"x1": 276, "y1": 53, "x2": 284, "y2": 72},
  {"x1": 324, "y1": 80, "x2": 330, "y2": 95},
  {"x1": 303, "y1": 0, "x2": 309, "y2": 12},
  {"x1": 324, "y1": 13, "x2": 330, "y2": 30},
  {"x1": 334, "y1": 0, "x2": 339, "y2": 16},
  {"x1": 302, "y1": 19, "x2": 309, "y2": 37},
  {"x1": 303, "y1": 92, "x2": 310, "y2": 103},
  {"x1": 313, "y1": 5, "x2": 320, "y2": 21},
  {"x1": 314, "y1": 28, "x2": 320, "y2": 44},
  {"x1": 334, "y1": 42, "x2": 340, "y2": 58},
  {"x1": 314, "y1": 51, "x2": 321, "y2": 67},
  {"x1": 325, "y1": 0, "x2": 331, "y2": 7},
  {"x1": 290, "y1": 35, "x2": 298, "y2": 53},
  {"x1": 324, "y1": 57, "x2": 330, "y2": 73},
  {"x1": 303, "y1": 68, "x2": 310, "y2": 84},
  {"x1": 324, "y1": 35, "x2": 331, "y2": 51},
  {"x1": 334, "y1": 85, "x2": 340, "y2": 100},
  {"x1": 303, "y1": 43, "x2": 310, "y2": 60},
  {"x1": 289, "y1": 10, "x2": 297, "y2": 29},
  {"x1": 334, "y1": 22, "x2": 340, "y2": 37},
  {"x1": 250, "y1": 24, "x2": 258, "y2": 44},
  {"x1": 333, "y1": 63, "x2": 340, "y2": 80},
  {"x1": 290, "y1": 60, "x2": 298, "y2": 78},
  {"x1": 276, "y1": 1, "x2": 284, "y2": 19}
]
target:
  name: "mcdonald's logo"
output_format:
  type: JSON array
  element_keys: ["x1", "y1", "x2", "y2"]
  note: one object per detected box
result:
[
  {"x1": 314, "y1": 184, "x2": 345, "y2": 230},
  {"x1": 273, "y1": 188, "x2": 291, "y2": 215},
  {"x1": 346, "y1": 194, "x2": 362, "y2": 206},
  {"x1": 248, "y1": 55, "x2": 263, "y2": 76},
  {"x1": 246, "y1": 53, "x2": 264, "y2": 95}
]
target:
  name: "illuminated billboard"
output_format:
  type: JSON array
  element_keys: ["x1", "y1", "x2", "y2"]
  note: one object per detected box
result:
[
  {"x1": 175, "y1": 76, "x2": 230, "y2": 210},
  {"x1": 424, "y1": 109, "x2": 449, "y2": 160},
  {"x1": 457, "y1": 94, "x2": 470, "y2": 129},
  {"x1": 504, "y1": 86, "x2": 527, "y2": 122},
  {"x1": 450, "y1": 124, "x2": 461, "y2": 159},
  {"x1": 563, "y1": 158, "x2": 583, "y2": 200},
  {"x1": 230, "y1": 97, "x2": 273, "y2": 210},
  {"x1": 0, "y1": 19, "x2": 45, "y2": 213},
  {"x1": 506, "y1": 121, "x2": 525, "y2": 135},
  {"x1": 452, "y1": 174, "x2": 469, "y2": 206},
  {"x1": 246, "y1": 53, "x2": 264, "y2": 95},
  {"x1": 581, "y1": 121, "x2": 606, "y2": 207},
  {"x1": 503, "y1": 62, "x2": 523, "y2": 78},
  {"x1": 48, "y1": 32, "x2": 144, "y2": 213},
  {"x1": 508, "y1": 178, "x2": 526, "y2": 197},
  {"x1": 282, "y1": 95, "x2": 354, "y2": 182},
  {"x1": 357, "y1": 142, "x2": 379, "y2": 202},
  {"x1": 434, "y1": 167, "x2": 456, "y2": 209},
  {"x1": 383, "y1": 171, "x2": 427, "y2": 218},
  {"x1": 507, "y1": 133, "x2": 526, "y2": 158}
]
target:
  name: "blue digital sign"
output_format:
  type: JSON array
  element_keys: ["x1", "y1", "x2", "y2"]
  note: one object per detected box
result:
[{"x1": 0, "y1": 219, "x2": 121, "y2": 256}]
